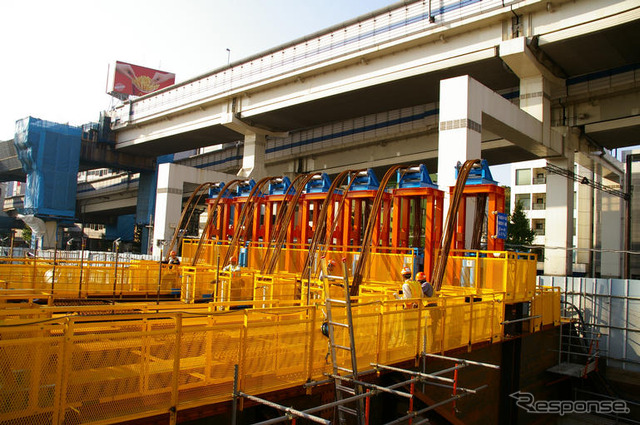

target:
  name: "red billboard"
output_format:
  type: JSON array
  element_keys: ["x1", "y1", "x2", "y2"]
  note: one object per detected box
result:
[{"x1": 107, "y1": 61, "x2": 175, "y2": 99}]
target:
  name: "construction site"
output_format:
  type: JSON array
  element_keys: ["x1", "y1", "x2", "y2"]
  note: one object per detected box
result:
[
  {"x1": 1, "y1": 0, "x2": 640, "y2": 424},
  {"x1": 1, "y1": 159, "x2": 633, "y2": 425}
]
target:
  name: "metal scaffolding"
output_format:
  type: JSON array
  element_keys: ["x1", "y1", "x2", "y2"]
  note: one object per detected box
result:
[{"x1": 233, "y1": 352, "x2": 500, "y2": 425}]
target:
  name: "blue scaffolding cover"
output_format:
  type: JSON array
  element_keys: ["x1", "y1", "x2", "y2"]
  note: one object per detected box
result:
[{"x1": 14, "y1": 117, "x2": 81, "y2": 218}]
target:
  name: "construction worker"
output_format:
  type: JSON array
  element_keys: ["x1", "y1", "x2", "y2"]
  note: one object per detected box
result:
[
  {"x1": 399, "y1": 266, "x2": 422, "y2": 308},
  {"x1": 416, "y1": 272, "x2": 434, "y2": 298},
  {"x1": 223, "y1": 256, "x2": 240, "y2": 272},
  {"x1": 168, "y1": 251, "x2": 180, "y2": 266},
  {"x1": 319, "y1": 259, "x2": 338, "y2": 281}
]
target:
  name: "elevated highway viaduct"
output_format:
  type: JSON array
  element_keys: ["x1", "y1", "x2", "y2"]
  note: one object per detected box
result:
[{"x1": 108, "y1": 0, "x2": 640, "y2": 274}]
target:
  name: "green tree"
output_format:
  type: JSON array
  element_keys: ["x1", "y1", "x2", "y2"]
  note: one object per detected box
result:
[
  {"x1": 507, "y1": 201, "x2": 535, "y2": 250},
  {"x1": 22, "y1": 226, "x2": 32, "y2": 246}
]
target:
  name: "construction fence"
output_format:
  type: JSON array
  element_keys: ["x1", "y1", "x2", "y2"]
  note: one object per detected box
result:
[
  {"x1": 539, "y1": 276, "x2": 640, "y2": 372},
  {"x1": 0, "y1": 291, "x2": 522, "y2": 425},
  {"x1": 0, "y1": 248, "x2": 537, "y2": 306},
  {"x1": 0, "y1": 258, "x2": 180, "y2": 299}
]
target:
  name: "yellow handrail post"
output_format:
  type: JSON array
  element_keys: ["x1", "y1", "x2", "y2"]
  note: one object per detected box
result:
[
  {"x1": 415, "y1": 300, "x2": 423, "y2": 365},
  {"x1": 490, "y1": 296, "x2": 495, "y2": 342},
  {"x1": 141, "y1": 316, "x2": 150, "y2": 394},
  {"x1": 170, "y1": 313, "x2": 182, "y2": 425},
  {"x1": 54, "y1": 317, "x2": 73, "y2": 425},
  {"x1": 468, "y1": 296, "x2": 474, "y2": 353},
  {"x1": 205, "y1": 306, "x2": 213, "y2": 383},
  {"x1": 237, "y1": 309, "x2": 249, "y2": 411},
  {"x1": 440, "y1": 299, "x2": 447, "y2": 354},
  {"x1": 474, "y1": 251, "x2": 480, "y2": 290},
  {"x1": 376, "y1": 300, "x2": 384, "y2": 366},
  {"x1": 32, "y1": 256, "x2": 37, "y2": 292},
  {"x1": 503, "y1": 253, "x2": 509, "y2": 298},
  {"x1": 305, "y1": 306, "x2": 317, "y2": 384}
]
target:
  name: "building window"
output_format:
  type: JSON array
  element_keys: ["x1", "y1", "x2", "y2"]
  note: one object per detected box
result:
[
  {"x1": 515, "y1": 194, "x2": 531, "y2": 210},
  {"x1": 516, "y1": 169, "x2": 531, "y2": 185},
  {"x1": 533, "y1": 196, "x2": 546, "y2": 210},
  {"x1": 533, "y1": 219, "x2": 545, "y2": 235},
  {"x1": 533, "y1": 171, "x2": 546, "y2": 185}
]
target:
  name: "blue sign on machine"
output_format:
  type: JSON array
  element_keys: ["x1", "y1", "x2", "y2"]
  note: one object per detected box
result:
[{"x1": 496, "y1": 213, "x2": 508, "y2": 239}]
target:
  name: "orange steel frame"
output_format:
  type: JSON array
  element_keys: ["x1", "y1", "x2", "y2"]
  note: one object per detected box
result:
[
  {"x1": 449, "y1": 184, "x2": 506, "y2": 251},
  {"x1": 391, "y1": 187, "x2": 444, "y2": 280},
  {"x1": 341, "y1": 191, "x2": 391, "y2": 249},
  {"x1": 231, "y1": 196, "x2": 265, "y2": 242},
  {"x1": 205, "y1": 197, "x2": 234, "y2": 240},
  {"x1": 263, "y1": 193, "x2": 297, "y2": 244},
  {"x1": 300, "y1": 192, "x2": 343, "y2": 246}
]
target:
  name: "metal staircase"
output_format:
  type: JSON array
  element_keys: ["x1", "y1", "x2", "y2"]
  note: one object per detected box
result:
[{"x1": 548, "y1": 301, "x2": 600, "y2": 378}]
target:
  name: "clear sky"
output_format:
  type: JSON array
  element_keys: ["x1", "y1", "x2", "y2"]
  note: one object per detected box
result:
[{"x1": 0, "y1": 0, "x2": 398, "y2": 141}]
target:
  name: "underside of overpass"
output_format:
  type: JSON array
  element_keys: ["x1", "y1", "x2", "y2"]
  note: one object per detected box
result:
[{"x1": 112, "y1": 6, "x2": 640, "y2": 176}]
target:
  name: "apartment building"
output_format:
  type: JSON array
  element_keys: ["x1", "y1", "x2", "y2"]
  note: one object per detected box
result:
[{"x1": 510, "y1": 159, "x2": 592, "y2": 275}]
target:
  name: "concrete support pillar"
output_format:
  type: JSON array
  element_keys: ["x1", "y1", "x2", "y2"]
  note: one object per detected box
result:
[
  {"x1": 575, "y1": 167, "x2": 593, "y2": 272},
  {"x1": 438, "y1": 77, "x2": 482, "y2": 249},
  {"x1": 153, "y1": 164, "x2": 183, "y2": 257},
  {"x1": 520, "y1": 76, "x2": 570, "y2": 273},
  {"x1": 42, "y1": 220, "x2": 59, "y2": 250},
  {"x1": 238, "y1": 133, "x2": 267, "y2": 179},
  {"x1": 598, "y1": 174, "x2": 624, "y2": 277},
  {"x1": 519, "y1": 75, "x2": 552, "y2": 146},
  {"x1": 545, "y1": 153, "x2": 575, "y2": 276},
  {"x1": 437, "y1": 76, "x2": 482, "y2": 191},
  {"x1": 152, "y1": 163, "x2": 235, "y2": 257}
]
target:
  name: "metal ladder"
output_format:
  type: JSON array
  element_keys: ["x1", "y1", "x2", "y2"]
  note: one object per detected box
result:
[{"x1": 320, "y1": 258, "x2": 365, "y2": 425}]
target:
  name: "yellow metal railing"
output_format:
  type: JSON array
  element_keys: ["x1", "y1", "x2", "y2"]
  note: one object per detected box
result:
[
  {"x1": 181, "y1": 240, "x2": 415, "y2": 281},
  {"x1": 0, "y1": 290, "x2": 523, "y2": 425},
  {"x1": 0, "y1": 258, "x2": 182, "y2": 298},
  {"x1": 444, "y1": 250, "x2": 536, "y2": 303},
  {"x1": 529, "y1": 285, "x2": 561, "y2": 331}
]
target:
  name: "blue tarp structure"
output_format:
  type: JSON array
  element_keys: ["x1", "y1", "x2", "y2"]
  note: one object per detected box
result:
[
  {"x1": 106, "y1": 214, "x2": 135, "y2": 242},
  {"x1": 14, "y1": 117, "x2": 81, "y2": 218}
]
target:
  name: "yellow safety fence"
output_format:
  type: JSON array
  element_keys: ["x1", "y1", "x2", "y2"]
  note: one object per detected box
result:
[
  {"x1": 0, "y1": 250, "x2": 537, "y2": 312},
  {"x1": 444, "y1": 250, "x2": 537, "y2": 303},
  {"x1": 181, "y1": 240, "x2": 416, "y2": 282},
  {"x1": 0, "y1": 291, "x2": 523, "y2": 425},
  {"x1": 529, "y1": 286, "x2": 562, "y2": 331},
  {"x1": 0, "y1": 258, "x2": 182, "y2": 299}
]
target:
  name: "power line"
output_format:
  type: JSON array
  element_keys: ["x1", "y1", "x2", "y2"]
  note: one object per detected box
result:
[
  {"x1": 543, "y1": 163, "x2": 629, "y2": 201},
  {"x1": 505, "y1": 242, "x2": 640, "y2": 255}
]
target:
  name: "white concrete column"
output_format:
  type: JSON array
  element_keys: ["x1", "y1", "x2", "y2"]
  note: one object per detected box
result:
[
  {"x1": 545, "y1": 154, "x2": 575, "y2": 276},
  {"x1": 153, "y1": 164, "x2": 183, "y2": 256},
  {"x1": 520, "y1": 75, "x2": 552, "y2": 147},
  {"x1": 438, "y1": 76, "x2": 483, "y2": 249},
  {"x1": 575, "y1": 166, "x2": 593, "y2": 270},
  {"x1": 42, "y1": 220, "x2": 59, "y2": 250},
  {"x1": 599, "y1": 174, "x2": 624, "y2": 277},
  {"x1": 152, "y1": 163, "x2": 235, "y2": 256},
  {"x1": 437, "y1": 76, "x2": 482, "y2": 191},
  {"x1": 238, "y1": 133, "x2": 267, "y2": 179}
]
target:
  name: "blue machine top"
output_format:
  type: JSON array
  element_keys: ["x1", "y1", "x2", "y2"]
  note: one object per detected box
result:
[
  {"x1": 456, "y1": 159, "x2": 498, "y2": 185},
  {"x1": 236, "y1": 179, "x2": 257, "y2": 197},
  {"x1": 305, "y1": 173, "x2": 332, "y2": 193},
  {"x1": 208, "y1": 182, "x2": 230, "y2": 199},
  {"x1": 349, "y1": 169, "x2": 380, "y2": 191},
  {"x1": 268, "y1": 176, "x2": 293, "y2": 196},
  {"x1": 397, "y1": 164, "x2": 437, "y2": 189}
]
